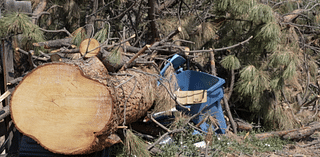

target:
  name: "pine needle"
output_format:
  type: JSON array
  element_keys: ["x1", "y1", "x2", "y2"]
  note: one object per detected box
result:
[
  {"x1": 220, "y1": 55, "x2": 241, "y2": 70},
  {"x1": 125, "y1": 129, "x2": 150, "y2": 157},
  {"x1": 0, "y1": 12, "x2": 44, "y2": 45},
  {"x1": 107, "y1": 47, "x2": 122, "y2": 65},
  {"x1": 72, "y1": 27, "x2": 86, "y2": 47},
  {"x1": 94, "y1": 26, "x2": 108, "y2": 43}
]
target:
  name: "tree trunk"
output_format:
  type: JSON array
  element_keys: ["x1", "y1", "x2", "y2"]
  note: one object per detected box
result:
[{"x1": 10, "y1": 56, "x2": 157, "y2": 155}]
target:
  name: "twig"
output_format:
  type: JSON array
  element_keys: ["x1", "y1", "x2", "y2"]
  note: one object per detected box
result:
[
  {"x1": 152, "y1": 26, "x2": 182, "y2": 48},
  {"x1": 301, "y1": 95, "x2": 320, "y2": 107},
  {"x1": 298, "y1": 140, "x2": 320, "y2": 148},
  {"x1": 282, "y1": 22, "x2": 320, "y2": 29},
  {"x1": 39, "y1": 27, "x2": 72, "y2": 37},
  {"x1": 28, "y1": 51, "x2": 37, "y2": 68},
  {"x1": 183, "y1": 105, "x2": 208, "y2": 126},
  {"x1": 147, "y1": 129, "x2": 185, "y2": 150},
  {"x1": 108, "y1": 1, "x2": 136, "y2": 21},
  {"x1": 302, "y1": 71, "x2": 311, "y2": 104},
  {"x1": 187, "y1": 123, "x2": 206, "y2": 133},
  {"x1": 16, "y1": 48, "x2": 49, "y2": 62},
  {"x1": 120, "y1": 44, "x2": 151, "y2": 71},
  {"x1": 0, "y1": 91, "x2": 10, "y2": 103},
  {"x1": 7, "y1": 77, "x2": 23, "y2": 86},
  {"x1": 149, "y1": 114, "x2": 171, "y2": 132},
  {"x1": 88, "y1": 0, "x2": 115, "y2": 17},
  {"x1": 195, "y1": 114, "x2": 210, "y2": 128},
  {"x1": 312, "y1": 101, "x2": 319, "y2": 118},
  {"x1": 188, "y1": 36, "x2": 253, "y2": 53}
]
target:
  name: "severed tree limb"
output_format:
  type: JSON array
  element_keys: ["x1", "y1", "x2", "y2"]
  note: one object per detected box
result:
[
  {"x1": 209, "y1": 48, "x2": 216, "y2": 76},
  {"x1": 56, "y1": 48, "x2": 80, "y2": 54},
  {"x1": 15, "y1": 48, "x2": 49, "y2": 62}
]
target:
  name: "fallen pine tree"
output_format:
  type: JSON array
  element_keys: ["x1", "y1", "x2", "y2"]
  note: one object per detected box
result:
[{"x1": 10, "y1": 56, "x2": 160, "y2": 155}]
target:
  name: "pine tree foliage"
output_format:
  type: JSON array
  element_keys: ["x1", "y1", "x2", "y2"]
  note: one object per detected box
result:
[
  {"x1": 211, "y1": 0, "x2": 320, "y2": 130},
  {"x1": 0, "y1": 12, "x2": 44, "y2": 46},
  {"x1": 254, "y1": 22, "x2": 281, "y2": 52},
  {"x1": 236, "y1": 65, "x2": 269, "y2": 98},
  {"x1": 94, "y1": 25, "x2": 108, "y2": 43},
  {"x1": 107, "y1": 47, "x2": 122, "y2": 65},
  {"x1": 72, "y1": 27, "x2": 86, "y2": 47},
  {"x1": 125, "y1": 129, "x2": 150, "y2": 157},
  {"x1": 157, "y1": 15, "x2": 217, "y2": 49},
  {"x1": 220, "y1": 55, "x2": 240, "y2": 70}
]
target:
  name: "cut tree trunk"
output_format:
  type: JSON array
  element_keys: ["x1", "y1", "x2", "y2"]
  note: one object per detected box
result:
[{"x1": 10, "y1": 56, "x2": 157, "y2": 155}]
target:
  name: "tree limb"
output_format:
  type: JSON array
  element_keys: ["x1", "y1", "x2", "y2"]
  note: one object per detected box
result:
[{"x1": 188, "y1": 36, "x2": 253, "y2": 53}]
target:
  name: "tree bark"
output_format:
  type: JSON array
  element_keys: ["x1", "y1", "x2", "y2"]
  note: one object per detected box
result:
[
  {"x1": 148, "y1": 0, "x2": 159, "y2": 43},
  {"x1": 10, "y1": 56, "x2": 157, "y2": 155}
]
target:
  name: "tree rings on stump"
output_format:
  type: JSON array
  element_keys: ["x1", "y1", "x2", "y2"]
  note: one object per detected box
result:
[
  {"x1": 10, "y1": 63, "x2": 117, "y2": 155},
  {"x1": 79, "y1": 38, "x2": 100, "y2": 58}
]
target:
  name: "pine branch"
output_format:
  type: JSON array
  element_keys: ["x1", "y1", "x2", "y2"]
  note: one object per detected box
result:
[
  {"x1": 188, "y1": 36, "x2": 253, "y2": 53},
  {"x1": 39, "y1": 27, "x2": 72, "y2": 37}
]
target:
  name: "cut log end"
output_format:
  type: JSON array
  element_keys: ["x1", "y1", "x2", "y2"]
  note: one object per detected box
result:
[
  {"x1": 10, "y1": 63, "x2": 115, "y2": 155},
  {"x1": 79, "y1": 38, "x2": 100, "y2": 58}
]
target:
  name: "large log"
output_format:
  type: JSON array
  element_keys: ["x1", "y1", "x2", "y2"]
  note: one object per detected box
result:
[{"x1": 10, "y1": 56, "x2": 157, "y2": 155}]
